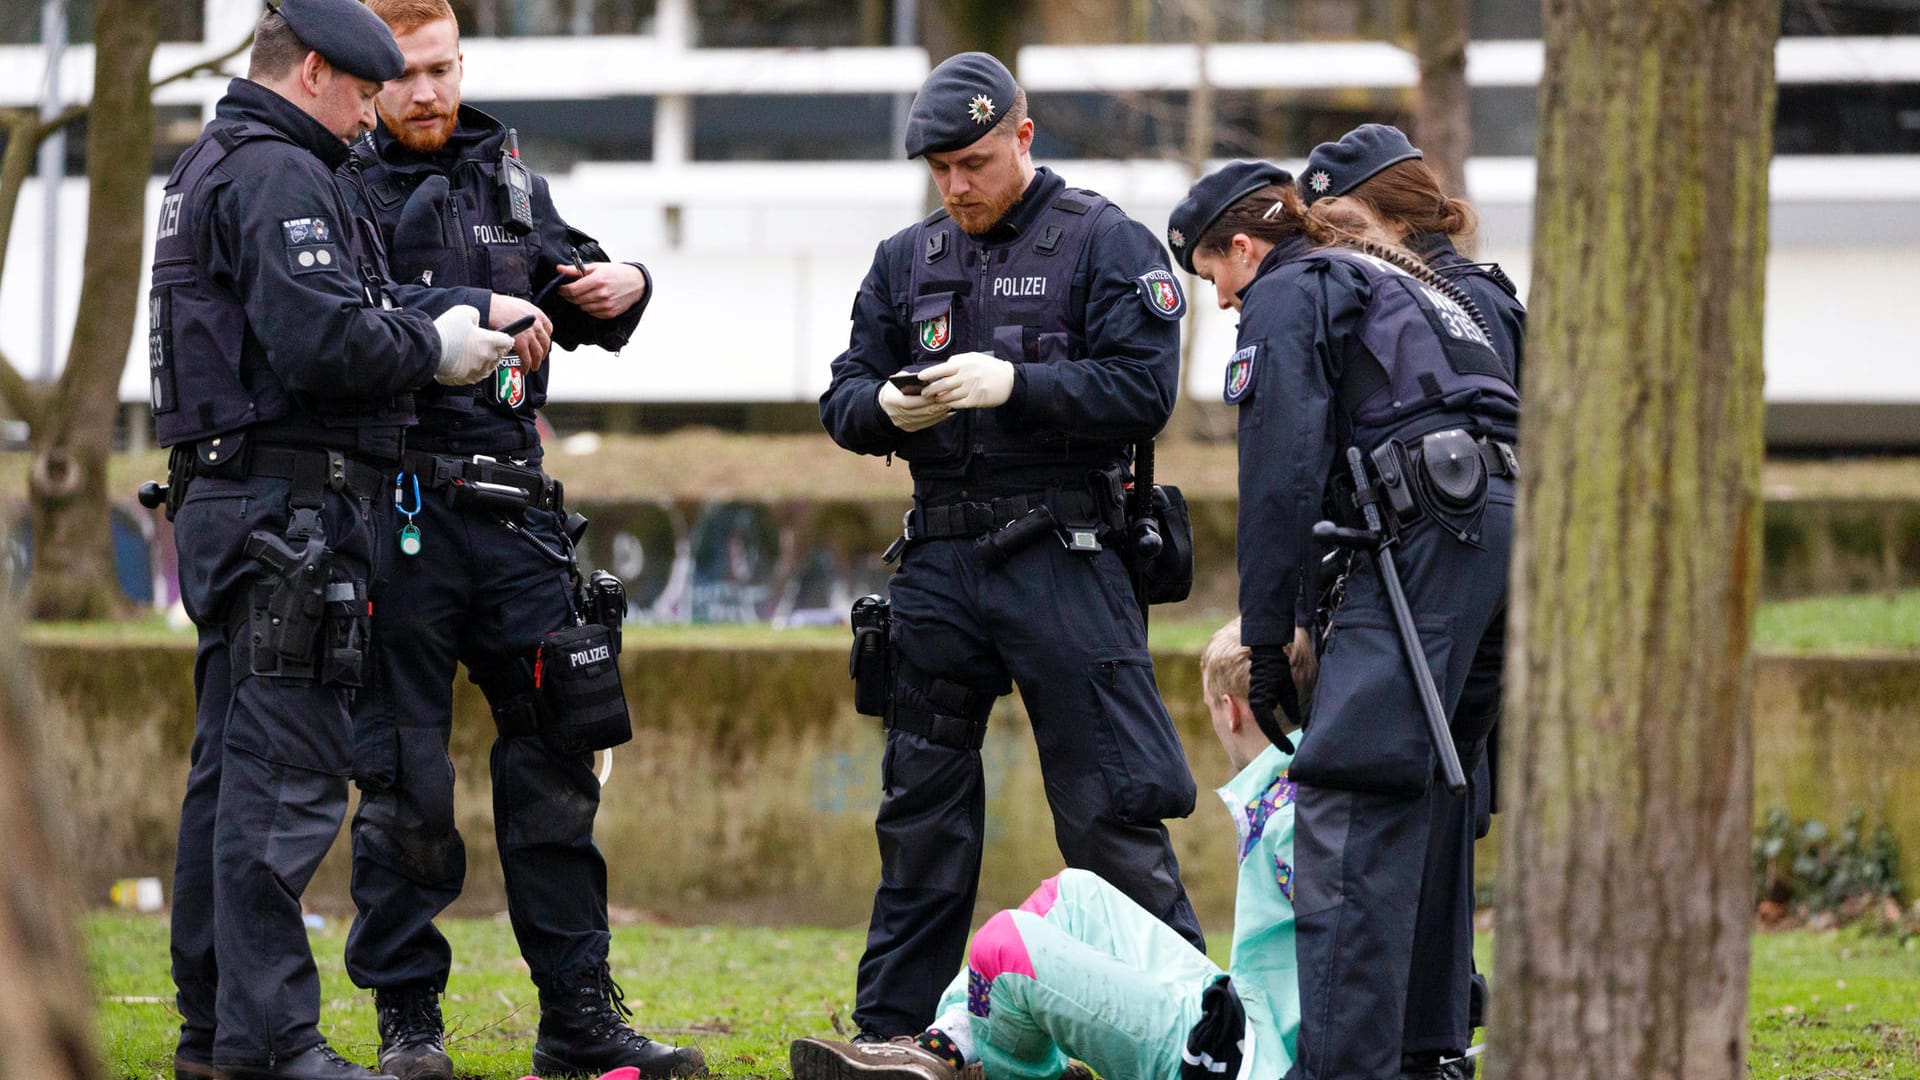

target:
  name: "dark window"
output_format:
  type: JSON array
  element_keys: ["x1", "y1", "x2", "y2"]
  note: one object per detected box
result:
[
  {"x1": 451, "y1": 0, "x2": 658, "y2": 36},
  {"x1": 1470, "y1": 86, "x2": 1537, "y2": 157},
  {"x1": 694, "y1": 0, "x2": 881, "y2": 47},
  {"x1": 1776, "y1": 82, "x2": 1920, "y2": 152},
  {"x1": 1782, "y1": 0, "x2": 1920, "y2": 36},
  {"x1": 1028, "y1": 89, "x2": 1409, "y2": 161},
  {"x1": 466, "y1": 98, "x2": 657, "y2": 165},
  {"x1": 692, "y1": 95, "x2": 892, "y2": 160},
  {"x1": 2, "y1": 0, "x2": 203, "y2": 43}
]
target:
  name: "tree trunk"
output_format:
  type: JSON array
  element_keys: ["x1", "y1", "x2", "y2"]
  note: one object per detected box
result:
[
  {"x1": 24, "y1": 0, "x2": 161, "y2": 620},
  {"x1": 1412, "y1": 0, "x2": 1470, "y2": 200},
  {"x1": 0, "y1": 597, "x2": 100, "y2": 1079},
  {"x1": 1490, "y1": 2, "x2": 1778, "y2": 1079}
]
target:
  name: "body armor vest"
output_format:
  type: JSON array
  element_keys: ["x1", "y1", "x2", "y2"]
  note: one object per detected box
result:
[
  {"x1": 149, "y1": 120, "x2": 411, "y2": 450},
  {"x1": 1314, "y1": 247, "x2": 1519, "y2": 449},
  {"x1": 891, "y1": 187, "x2": 1116, "y2": 481},
  {"x1": 349, "y1": 132, "x2": 564, "y2": 453}
]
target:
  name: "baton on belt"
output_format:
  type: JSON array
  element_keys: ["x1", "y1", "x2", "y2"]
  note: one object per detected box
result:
[
  {"x1": 1311, "y1": 446, "x2": 1468, "y2": 796},
  {"x1": 1127, "y1": 439, "x2": 1163, "y2": 630}
]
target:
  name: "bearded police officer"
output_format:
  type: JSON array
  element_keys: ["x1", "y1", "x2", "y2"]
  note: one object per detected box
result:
[
  {"x1": 820, "y1": 51, "x2": 1205, "y2": 1041},
  {"x1": 153, "y1": 2, "x2": 512, "y2": 1079},
  {"x1": 330, "y1": 4, "x2": 685, "y2": 1080}
]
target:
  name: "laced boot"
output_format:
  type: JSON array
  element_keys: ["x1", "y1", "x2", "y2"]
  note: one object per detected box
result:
[
  {"x1": 532, "y1": 963, "x2": 707, "y2": 1078},
  {"x1": 374, "y1": 987, "x2": 453, "y2": 1080}
]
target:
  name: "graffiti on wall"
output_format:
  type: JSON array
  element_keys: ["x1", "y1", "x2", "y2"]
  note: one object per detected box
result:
[{"x1": 2, "y1": 497, "x2": 896, "y2": 627}]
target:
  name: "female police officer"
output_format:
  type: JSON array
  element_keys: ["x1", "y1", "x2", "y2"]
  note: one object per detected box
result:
[
  {"x1": 1166, "y1": 162, "x2": 1519, "y2": 1080},
  {"x1": 1301, "y1": 125, "x2": 1529, "y2": 1052}
]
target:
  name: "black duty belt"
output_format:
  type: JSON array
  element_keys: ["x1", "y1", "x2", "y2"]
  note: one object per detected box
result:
[
  {"x1": 402, "y1": 450, "x2": 561, "y2": 512},
  {"x1": 243, "y1": 444, "x2": 388, "y2": 500},
  {"x1": 1478, "y1": 438, "x2": 1519, "y2": 479},
  {"x1": 906, "y1": 488, "x2": 1111, "y2": 542}
]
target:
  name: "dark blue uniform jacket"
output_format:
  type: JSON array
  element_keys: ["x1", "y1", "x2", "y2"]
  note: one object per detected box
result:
[
  {"x1": 1231, "y1": 237, "x2": 1518, "y2": 650},
  {"x1": 149, "y1": 78, "x2": 441, "y2": 454},
  {"x1": 342, "y1": 105, "x2": 648, "y2": 459},
  {"x1": 819, "y1": 167, "x2": 1181, "y2": 489},
  {"x1": 1411, "y1": 232, "x2": 1527, "y2": 391}
]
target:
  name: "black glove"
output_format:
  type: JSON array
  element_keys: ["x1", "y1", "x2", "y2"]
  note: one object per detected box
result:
[
  {"x1": 1181, "y1": 975, "x2": 1247, "y2": 1080},
  {"x1": 1248, "y1": 642, "x2": 1300, "y2": 753}
]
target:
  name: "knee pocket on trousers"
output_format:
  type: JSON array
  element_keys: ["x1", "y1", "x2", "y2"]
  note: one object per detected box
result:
[
  {"x1": 1292, "y1": 613, "x2": 1455, "y2": 797},
  {"x1": 1086, "y1": 649, "x2": 1195, "y2": 823}
]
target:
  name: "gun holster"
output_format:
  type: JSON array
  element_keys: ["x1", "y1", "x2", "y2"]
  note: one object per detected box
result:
[
  {"x1": 849, "y1": 594, "x2": 892, "y2": 718},
  {"x1": 240, "y1": 521, "x2": 367, "y2": 687}
]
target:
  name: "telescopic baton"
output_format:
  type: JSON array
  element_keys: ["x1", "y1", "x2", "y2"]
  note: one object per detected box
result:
[
  {"x1": 1311, "y1": 446, "x2": 1468, "y2": 796},
  {"x1": 1127, "y1": 438, "x2": 1163, "y2": 630}
]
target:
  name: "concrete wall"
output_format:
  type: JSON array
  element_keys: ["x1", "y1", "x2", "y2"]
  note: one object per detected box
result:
[{"x1": 27, "y1": 639, "x2": 1920, "y2": 929}]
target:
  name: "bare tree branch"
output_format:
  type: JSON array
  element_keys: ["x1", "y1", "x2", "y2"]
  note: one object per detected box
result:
[{"x1": 0, "y1": 31, "x2": 249, "y2": 419}]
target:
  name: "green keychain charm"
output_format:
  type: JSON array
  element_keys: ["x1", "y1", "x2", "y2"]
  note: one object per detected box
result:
[{"x1": 395, "y1": 472, "x2": 424, "y2": 557}]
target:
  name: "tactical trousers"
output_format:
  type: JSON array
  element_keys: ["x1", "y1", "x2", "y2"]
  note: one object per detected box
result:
[
  {"x1": 344, "y1": 495, "x2": 608, "y2": 991},
  {"x1": 854, "y1": 535, "x2": 1203, "y2": 1038},
  {"x1": 169, "y1": 476, "x2": 374, "y2": 1069},
  {"x1": 1286, "y1": 483, "x2": 1512, "y2": 1080}
]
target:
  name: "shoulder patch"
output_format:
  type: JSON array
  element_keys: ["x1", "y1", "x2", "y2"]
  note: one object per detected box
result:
[
  {"x1": 1224, "y1": 342, "x2": 1260, "y2": 404},
  {"x1": 1135, "y1": 268, "x2": 1185, "y2": 321},
  {"x1": 280, "y1": 217, "x2": 333, "y2": 246}
]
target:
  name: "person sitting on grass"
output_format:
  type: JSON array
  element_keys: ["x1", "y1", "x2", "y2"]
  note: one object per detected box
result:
[{"x1": 790, "y1": 617, "x2": 1303, "y2": 1080}]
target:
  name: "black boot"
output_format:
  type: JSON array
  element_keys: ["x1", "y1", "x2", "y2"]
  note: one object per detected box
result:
[
  {"x1": 225, "y1": 1044, "x2": 396, "y2": 1080},
  {"x1": 374, "y1": 987, "x2": 453, "y2": 1080},
  {"x1": 532, "y1": 963, "x2": 707, "y2": 1078}
]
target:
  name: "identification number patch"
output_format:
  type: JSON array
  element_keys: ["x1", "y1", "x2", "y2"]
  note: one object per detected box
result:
[{"x1": 280, "y1": 217, "x2": 333, "y2": 245}]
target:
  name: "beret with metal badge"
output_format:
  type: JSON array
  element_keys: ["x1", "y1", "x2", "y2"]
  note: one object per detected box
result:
[
  {"x1": 1300, "y1": 123, "x2": 1422, "y2": 204},
  {"x1": 268, "y1": 0, "x2": 406, "y2": 84},
  {"x1": 1166, "y1": 159, "x2": 1293, "y2": 274},
  {"x1": 905, "y1": 51, "x2": 1020, "y2": 159}
]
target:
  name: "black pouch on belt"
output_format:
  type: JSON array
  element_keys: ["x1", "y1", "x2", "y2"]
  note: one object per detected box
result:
[
  {"x1": 1140, "y1": 484, "x2": 1194, "y2": 605},
  {"x1": 1414, "y1": 428, "x2": 1489, "y2": 513},
  {"x1": 536, "y1": 622, "x2": 632, "y2": 754},
  {"x1": 849, "y1": 594, "x2": 892, "y2": 718}
]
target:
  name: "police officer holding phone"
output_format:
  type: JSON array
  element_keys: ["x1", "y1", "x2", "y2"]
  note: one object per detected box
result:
[
  {"x1": 332, "y1": 4, "x2": 683, "y2": 1080},
  {"x1": 820, "y1": 51, "x2": 1205, "y2": 1043},
  {"x1": 153, "y1": 2, "x2": 510, "y2": 1078}
]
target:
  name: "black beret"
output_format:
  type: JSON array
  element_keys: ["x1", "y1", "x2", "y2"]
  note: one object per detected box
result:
[
  {"x1": 905, "y1": 52, "x2": 1020, "y2": 159},
  {"x1": 1165, "y1": 160, "x2": 1292, "y2": 274},
  {"x1": 1300, "y1": 123, "x2": 1422, "y2": 204},
  {"x1": 270, "y1": 0, "x2": 405, "y2": 83}
]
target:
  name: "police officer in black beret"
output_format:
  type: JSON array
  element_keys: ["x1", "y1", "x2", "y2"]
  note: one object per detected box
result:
[
  {"x1": 1169, "y1": 160, "x2": 1518, "y2": 1080},
  {"x1": 1303, "y1": 123, "x2": 1528, "y2": 1063},
  {"x1": 1302, "y1": 124, "x2": 1526, "y2": 388},
  {"x1": 818, "y1": 50, "x2": 1205, "y2": 1046},
  {"x1": 330, "y1": 5, "x2": 689, "y2": 1080},
  {"x1": 153, "y1": 3, "x2": 512, "y2": 1079}
]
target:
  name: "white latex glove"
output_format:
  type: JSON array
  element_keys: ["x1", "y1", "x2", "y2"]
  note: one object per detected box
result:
[
  {"x1": 920, "y1": 351, "x2": 1015, "y2": 410},
  {"x1": 877, "y1": 379, "x2": 953, "y2": 433},
  {"x1": 432, "y1": 305, "x2": 514, "y2": 386}
]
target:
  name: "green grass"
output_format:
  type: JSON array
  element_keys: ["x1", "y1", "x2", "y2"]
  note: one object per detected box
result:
[
  {"x1": 87, "y1": 915, "x2": 1920, "y2": 1079},
  {"x1": 1753, "y1": 589, "x2": 1920, "y2": 653}
]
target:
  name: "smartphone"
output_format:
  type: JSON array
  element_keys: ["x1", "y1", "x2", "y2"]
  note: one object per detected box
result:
[
  {"x1": 888, "y1": 369, "x2": 930, "y2": 396},
  {"x1": 499, "y1": 314, "x2": 538, "y2": 337}
]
